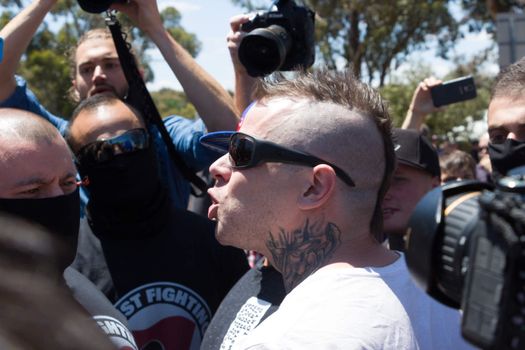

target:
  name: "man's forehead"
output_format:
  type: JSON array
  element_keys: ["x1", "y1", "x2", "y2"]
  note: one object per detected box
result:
[
  {"x1": 395, "y1": 163, "x2": 432, "y2": 179},
  {"x1": 76, "y1": 37, "x2": 118, "y2": 61},
  {"x1": 71, "y1": 102, "x2": 144, "y2": 145},
  {"x1": 488, "y1": 97, "x2": 525, "y2": 125},
  {"x1": 0, "y1": 139, "x2": 74, "y2": 173},
  {"x1": 240, "y1": 97, "x2": 310, "y2": 136}
]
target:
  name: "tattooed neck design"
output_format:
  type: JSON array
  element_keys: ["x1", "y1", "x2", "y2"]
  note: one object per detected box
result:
[{"x1": 266, "y1": 219, "x2": 342, "y2": 292}]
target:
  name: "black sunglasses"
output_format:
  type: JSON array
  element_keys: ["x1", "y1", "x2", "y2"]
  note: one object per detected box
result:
[
  {"x1": 228, "y1": 132, "x2": 355, "y2": 187},
  {"x1": 75, "y1": 128, "x2": 149, "y2": 166}
]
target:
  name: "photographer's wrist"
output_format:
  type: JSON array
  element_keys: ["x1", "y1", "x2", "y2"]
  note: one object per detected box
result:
[{"x1": 36, "y1": 0, "x2": 57, "y2": 10}]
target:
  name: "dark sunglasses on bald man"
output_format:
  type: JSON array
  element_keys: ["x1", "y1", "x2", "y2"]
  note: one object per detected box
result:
[
  {"x1": 201, "y1": 131, "x2": 355, "y2": 187},
  {"x1": 75, "y1": 128, "x2": 149, "y2": 167}
]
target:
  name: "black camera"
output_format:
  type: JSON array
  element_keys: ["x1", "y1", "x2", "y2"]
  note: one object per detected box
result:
[
  {"x1": 405, "y1": 169, "x2": 525, "y2": 350},
  {"x1": 238, "y1": 0, "x2": 315, "y2": 77},
  {"x1": 77, "y1": 0, "x2": 126, "y2": 14}
]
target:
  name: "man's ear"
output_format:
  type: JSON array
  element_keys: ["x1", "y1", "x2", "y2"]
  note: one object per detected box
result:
[{"x1": 298, "y1": 164, "x2": 337, "y2": 210}]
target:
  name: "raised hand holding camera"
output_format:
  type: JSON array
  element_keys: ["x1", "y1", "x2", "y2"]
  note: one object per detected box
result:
[{"x1": 238, "y1": 0, "x2": 315, "y2": 77}]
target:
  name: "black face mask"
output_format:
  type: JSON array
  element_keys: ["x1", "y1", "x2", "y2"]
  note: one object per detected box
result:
[
  {"x1": 0, "y1": 189, "x2": 81, "y2": 267},
  {"x1": 78, "y1": 146, "x2": 169, "y2": 238},
  {"x1": 489, "y1": 139, "x2": 525, "y2": 179}
]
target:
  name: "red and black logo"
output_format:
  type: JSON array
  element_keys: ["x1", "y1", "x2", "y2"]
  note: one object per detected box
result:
[{"x1": 115, "y1": 282, "x2": 211, "y2": 350}]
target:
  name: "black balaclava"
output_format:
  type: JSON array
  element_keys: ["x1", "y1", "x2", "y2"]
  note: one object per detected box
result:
[
  {"x1": 77, "y1": 145, "x2": 169, "y2": 239},
  {"x1": 0, "y1": 189, "x2": 80, "y2": 267},
  {"x1": 488, "y1": 139, "x2": 525, "y2": 179}
]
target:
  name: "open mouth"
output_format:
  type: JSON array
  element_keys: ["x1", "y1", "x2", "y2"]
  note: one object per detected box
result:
[
  {"x1": 91, "y1": 86, "x2": 115, "y2": 96},
  {"x1": 382, "y1": 208, "x2": 398, "y2": 218}
]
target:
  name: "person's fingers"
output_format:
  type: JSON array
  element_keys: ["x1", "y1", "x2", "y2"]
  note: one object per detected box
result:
[
  {"x1": 423, "y1": 76, "x2": 442, "y2": 88},
  {"x1": 230, "y1": 14, "x2": 252, "y2": 31}
]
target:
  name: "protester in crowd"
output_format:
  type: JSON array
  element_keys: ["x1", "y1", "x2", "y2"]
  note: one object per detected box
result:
[
  {"x1": 486, "y1": 57, "x2": 525, "y2": 177},
  {"x1": 383, "y1": 128, "x2": 441, "y2": 251},
  {"x1": 201, "y1": 16, "x2": 288, "y2": 349},
  {"x1": 200, "y1": 69, "x2": 471, "y2": 349},
  {"x1": 0, "y1": 213, "x2": 117, "y2": 350},
  {"x1": 440, "y1": 149, "x2": 477, "y2": 183},
  {"x1": 0, "y1": 0, "x2": 237, "y2": 209},
  {"x1": 66, "y1": 95, "x2": 248, "y2": 349},
  {"x1": 476, "y1": 132, "x2": 492, "y2": 182},
  {"x1": 0, "y1": 108, "x2": 138, "y2": 350}
]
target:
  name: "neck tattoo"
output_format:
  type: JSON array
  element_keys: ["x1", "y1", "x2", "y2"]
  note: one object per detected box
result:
[{"x1": 266, "y1": 219, "x2": 341, "y2": 292}]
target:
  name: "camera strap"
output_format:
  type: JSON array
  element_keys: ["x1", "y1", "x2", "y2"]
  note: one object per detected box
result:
[{"x1": 104, "y1": 14, "x2": 207, "y2": 197}]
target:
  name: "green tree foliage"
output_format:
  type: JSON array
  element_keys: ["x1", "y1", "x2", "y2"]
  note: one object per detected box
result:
[
  {"x1": 151, "y1": 88, "x2": 197, "y2": 119},
  {"x1": 0, "y1": 0, "x2": 201, "y2": 118},
  {"x1": 461, "y1": 0, "x2": 525, "y2": 30}
]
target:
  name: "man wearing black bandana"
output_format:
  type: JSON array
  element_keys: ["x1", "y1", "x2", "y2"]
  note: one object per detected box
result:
[
  {"x1": 66, "y1": 95, "x2": 248, "y2": 350},
  {"x1": 0, "y1": 108, "x2": 138, "y2": 350},
  {"x1": 486, "y1": 57, "x2": 525, "y2": 178}
]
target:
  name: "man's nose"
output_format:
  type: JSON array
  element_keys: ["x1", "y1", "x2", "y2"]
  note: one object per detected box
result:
[
  {"x1": 210, "y1": 154, "x2": 233, "y2": 186},
  {"x1": 92, "y1": 65, "x2": 106, "y2": 81},
  {"x1": 507, "y1": 131, "x2": 525, "y2": 142}
]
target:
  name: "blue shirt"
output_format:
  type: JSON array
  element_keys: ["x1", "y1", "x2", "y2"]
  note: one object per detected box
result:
[{"x1": 1, "y1": 76, "x2": 220, "y2": 210}]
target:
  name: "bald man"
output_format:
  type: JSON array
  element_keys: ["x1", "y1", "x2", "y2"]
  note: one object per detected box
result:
[
  {"x1": 0, "y1": 108, "x2": 138, "y2": 350},
  {"x1": 200, "y1": 69, "x2": 473, "y2": 349}
]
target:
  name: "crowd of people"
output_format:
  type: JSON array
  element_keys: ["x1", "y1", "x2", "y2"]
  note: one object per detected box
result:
[{"x1": 0, "y1": 0, "x2": 524, "y2": 349}]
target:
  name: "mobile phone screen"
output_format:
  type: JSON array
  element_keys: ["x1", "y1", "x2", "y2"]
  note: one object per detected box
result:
[
  {"x1": 0, "y1": 37, "x2": 3, "y2": 63},
  {"x1": 430, "y1": 76, "x2": 477, "y2": 107}
]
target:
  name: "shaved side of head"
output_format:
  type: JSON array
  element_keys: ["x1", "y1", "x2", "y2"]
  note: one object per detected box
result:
[{"x1": 253, "y1": 69, "x2": 395, "y2": 241}]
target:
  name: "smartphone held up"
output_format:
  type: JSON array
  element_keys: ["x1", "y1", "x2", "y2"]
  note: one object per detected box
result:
[{"x1": 430, "y1": 76, "x2": 477, "y2": 107}]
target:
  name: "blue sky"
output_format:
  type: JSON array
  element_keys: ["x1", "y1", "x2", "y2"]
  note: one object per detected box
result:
[
  {"x1": 147, "y1": 0, "x2": 498, "y2": 92},
  {"x1": 147, "y1": 0, "x2": 246, "y2": 92}
]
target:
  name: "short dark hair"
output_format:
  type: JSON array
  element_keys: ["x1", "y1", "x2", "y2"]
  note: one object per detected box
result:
[
  {"x1": 254, "y1": 69, "x2": 395, "y2": 242},
  {"x1": 491, "y1": 56, "x2": 525, "y2": 101},
  {"x1": 439, "y1": 150, "x2": 476, "y2": 182}
]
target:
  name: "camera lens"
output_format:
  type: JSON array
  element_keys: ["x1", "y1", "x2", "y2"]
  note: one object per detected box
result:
[
  {"x1": 77, "y1": 0, "x2": 115, "y2": 14},
  {"x1": 405, "y1": 181, "x2": 491, "y2": 308},
  {"x1": 238, "y1": 25, "x2": 292, "y2": 77}
]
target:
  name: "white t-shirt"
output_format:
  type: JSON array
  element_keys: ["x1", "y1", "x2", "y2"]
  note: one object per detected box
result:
[{"x1": 232, "y1": 254, "x2": 474, "y2": 350}]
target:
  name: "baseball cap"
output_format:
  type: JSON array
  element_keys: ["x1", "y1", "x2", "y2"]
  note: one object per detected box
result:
[{"x1": 393, "y1": 128, "x2": 440, "y2": 177}]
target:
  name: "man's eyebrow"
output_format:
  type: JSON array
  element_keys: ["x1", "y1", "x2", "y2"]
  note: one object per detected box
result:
[
  {"x1": 61, "y1": 172, "x2": 77, "y2": 180},
  {"x1": 488, "y1": 125, "x2": 506, "y2": 132},
  {"x1": 14, "y1": 172, "x2": 76, "y2": 187},
  {"x1": 14, "y1": 176, "x2": 49, "y2": 187}
]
